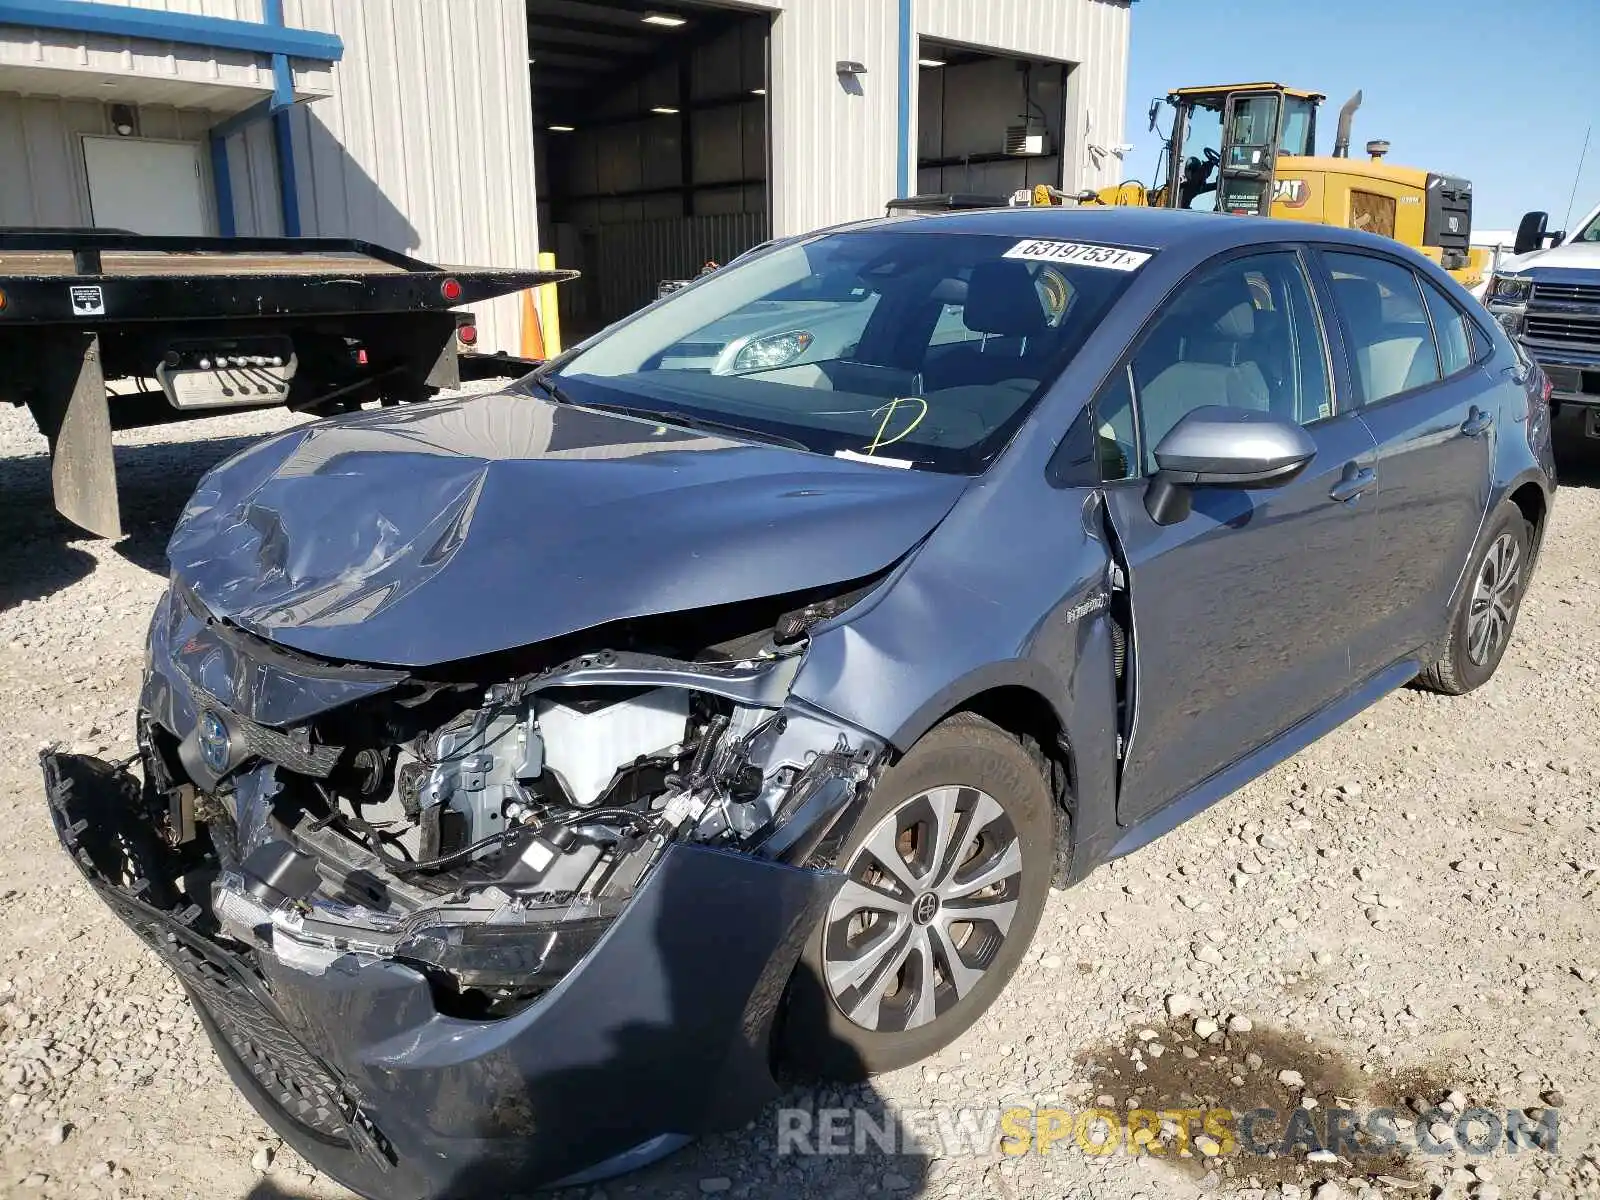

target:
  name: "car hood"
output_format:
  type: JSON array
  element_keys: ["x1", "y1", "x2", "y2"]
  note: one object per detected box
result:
[
  {"x1": 1496, "y1": 240, "x2": 1600, "y2": 275},
  {"x1": 168, "y1": 390, "x2": 969, "y2": 667}
]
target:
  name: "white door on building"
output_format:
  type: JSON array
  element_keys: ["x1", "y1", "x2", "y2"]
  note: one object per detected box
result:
[{"x1": 82, "y1": 136, "x2": 212, "y2": 236}]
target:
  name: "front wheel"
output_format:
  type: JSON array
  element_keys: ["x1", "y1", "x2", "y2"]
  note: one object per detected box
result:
[
  {"x1": 1416, "y1": 501, "x2": 1534, "y2": 695},
  {"x1": 778, "y1": 714, "x2": 1056, "y2": 1080}
]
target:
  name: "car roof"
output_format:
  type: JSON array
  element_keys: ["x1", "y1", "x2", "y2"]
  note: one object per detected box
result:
[{"x1": 829, "y1": 205, "x2": 1419, "y2": 260}]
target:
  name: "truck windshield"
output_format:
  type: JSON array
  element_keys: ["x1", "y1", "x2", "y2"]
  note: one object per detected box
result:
[
  {"x1": 1575, "y1": 209, "x2": 1600, "y2": 243},
  {"x1": 546, "y1": 230, "x2": 1143, "y2": 474}
]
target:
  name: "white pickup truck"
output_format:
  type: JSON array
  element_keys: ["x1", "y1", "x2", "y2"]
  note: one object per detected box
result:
[{"x1": 1482, "y1": 200, "x2": 1600, "y2": 443}]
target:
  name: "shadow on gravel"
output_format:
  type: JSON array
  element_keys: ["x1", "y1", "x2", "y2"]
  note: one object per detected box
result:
[
  {"x1": 1553, "y1": 411, "x2": 1600, "y2": 487},
  {"x1": 0, "y1": 431, "x2": 267, "y2": 607}
]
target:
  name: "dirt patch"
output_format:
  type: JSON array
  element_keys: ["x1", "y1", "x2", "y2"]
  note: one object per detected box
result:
[{"x1": 1076, "y1": 1020, "x2": 1455, "y2": 1191}]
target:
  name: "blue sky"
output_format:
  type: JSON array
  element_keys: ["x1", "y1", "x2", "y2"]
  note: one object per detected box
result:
[{"x1": 1122, "y1": 0, "x2": 1599, "y2": 231}]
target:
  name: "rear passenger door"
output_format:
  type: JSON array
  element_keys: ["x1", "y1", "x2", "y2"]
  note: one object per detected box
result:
[{"x1": 1317, "y1": 250, "x2": 1494, "y2": 677}]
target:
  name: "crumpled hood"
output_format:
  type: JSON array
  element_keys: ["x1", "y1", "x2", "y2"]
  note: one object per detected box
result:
[{"x1": 169, "y1": 390, "x2": 969, "y2": 667}]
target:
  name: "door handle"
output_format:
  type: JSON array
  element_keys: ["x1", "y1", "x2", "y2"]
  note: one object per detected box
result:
[
  {"x1": 1329, "y1": 465, "x2": 1377, "y2": 503},
  {"x1": 1461, "y1": 406, "x2": 1494, "y2": 437}
]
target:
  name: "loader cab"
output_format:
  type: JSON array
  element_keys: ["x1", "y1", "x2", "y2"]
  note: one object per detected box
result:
[{"x1": 1157, "y1": 83, "x2": 1322, "y2": 215}]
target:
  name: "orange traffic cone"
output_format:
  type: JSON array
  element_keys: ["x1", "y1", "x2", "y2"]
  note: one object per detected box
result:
[{"x1": 520, "y1": 288, "x2": 546, "y2": 361}]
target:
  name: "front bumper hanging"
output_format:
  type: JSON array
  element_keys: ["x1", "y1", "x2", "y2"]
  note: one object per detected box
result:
[{"x1": 41, "y1": 749, "x2": 842, "y2": 1199}]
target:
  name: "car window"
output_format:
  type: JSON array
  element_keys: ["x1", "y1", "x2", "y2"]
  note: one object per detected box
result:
[
  {"x1": 555, "y1": 231, "x2": 1140, "y2": 474},
  {"x1": 1094, "y1": 364, "x2": 1138, "y2": 481},
  {"x1": 1324, "y1": 252, "x2": 1442, "y2": 404},
  {"x1": 1418, "y1": 276, "x2": 1474, "y2": 378},
  {"x1": 1124, "y1": 251, "x2": 1332, "y2": 475}
]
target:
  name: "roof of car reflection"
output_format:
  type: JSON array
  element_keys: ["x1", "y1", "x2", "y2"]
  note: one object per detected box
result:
[{"x1": 839, "y1": 204, "x2": 1410, "y2": 254}]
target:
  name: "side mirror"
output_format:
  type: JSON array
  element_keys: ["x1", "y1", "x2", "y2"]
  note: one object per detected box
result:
[
  {"x1": 1147, "y1": 98, "x2": 1162, "y2": 132},
  {"x1": 1513, "y1": 210, "x2": 1549, "y2": 256},
  {"x1": 1144, "y1": 406, "x2": 1317, "y2": 525}
]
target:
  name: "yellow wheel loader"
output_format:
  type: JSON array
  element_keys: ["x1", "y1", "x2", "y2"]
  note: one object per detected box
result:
[{"x1": 1062, "y1": 83, "x2": 1488, "y2": 289}]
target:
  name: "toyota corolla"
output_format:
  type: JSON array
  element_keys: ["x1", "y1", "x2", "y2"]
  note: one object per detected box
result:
[{"x1": 41, "y1": 206, "x2": 1553, "y2": 1198}]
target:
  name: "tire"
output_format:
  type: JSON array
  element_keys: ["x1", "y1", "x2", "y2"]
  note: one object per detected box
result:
[
  {"x1": 1416, "y1": 501, "x2": 1534, "y2": 695},
  {"x1": 778, "y1": 713, "x2": 1056, "y2": 1080}
]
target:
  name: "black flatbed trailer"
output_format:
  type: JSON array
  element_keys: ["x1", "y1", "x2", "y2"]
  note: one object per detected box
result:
[{"x1": 0, "y1": 230, "x2": 571, "y2": 538}]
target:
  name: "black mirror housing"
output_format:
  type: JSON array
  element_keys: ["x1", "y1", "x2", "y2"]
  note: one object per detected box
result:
[
  {"x1": 1514, "y1": 210, "x2": 1549, "y2": 256},
  {"x1": 1144, "y1": 406, "x2": 1317, "y2": 525}
]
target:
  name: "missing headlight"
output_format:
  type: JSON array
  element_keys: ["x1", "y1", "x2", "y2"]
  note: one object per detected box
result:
[{"x1": 199, "y1": 644, "x2": 885, "y2": 1021}]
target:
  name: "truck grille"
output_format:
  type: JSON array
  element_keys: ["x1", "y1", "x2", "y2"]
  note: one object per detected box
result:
[
  {"x1": 1523, "y1": 314, "x2": 1600, "y2": 345},
  {"x1": 1531, "y1": 282, "x2": 1600, "y2": 305}
]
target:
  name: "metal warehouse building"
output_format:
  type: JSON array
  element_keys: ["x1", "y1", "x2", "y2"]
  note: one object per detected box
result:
[{"x1": 0, "y1": 0, "x2": 1131, "y2": 352}]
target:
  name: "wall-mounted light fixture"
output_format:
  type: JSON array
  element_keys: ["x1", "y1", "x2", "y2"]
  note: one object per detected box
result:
[
  {"x1": 109, "y1": 102, "x2": 136, "y2": 136},
  {"x1": 836, "y1": 60, "x2": 867, "y2": 78}
]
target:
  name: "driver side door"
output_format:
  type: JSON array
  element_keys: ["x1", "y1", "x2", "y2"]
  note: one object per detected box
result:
[{"x1": 1097, "y1": 247, "x2": 1380, "y2": 827}]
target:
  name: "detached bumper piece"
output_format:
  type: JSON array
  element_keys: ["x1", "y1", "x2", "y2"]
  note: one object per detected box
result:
[{"x1": 40, "y1": 750, "x2": 841, "y2": 1200}]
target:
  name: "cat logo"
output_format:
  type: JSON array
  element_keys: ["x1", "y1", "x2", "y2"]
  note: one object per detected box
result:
[{"x1": 1272, "y1": 179, "x2": 1310, "y2": 208}]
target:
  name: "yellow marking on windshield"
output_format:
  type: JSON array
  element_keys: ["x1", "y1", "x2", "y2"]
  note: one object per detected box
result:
[{"x1": 865, "y1": 396, "x2": 929, "y2": 454}]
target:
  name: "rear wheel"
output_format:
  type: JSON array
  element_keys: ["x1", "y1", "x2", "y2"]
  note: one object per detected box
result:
[
  {"x1": 1416, "y1": 501, "x2": 1533, "y2": 695},
  {"x1": 779, "y1": 714, "x2": 1055, "y2": 1080}
]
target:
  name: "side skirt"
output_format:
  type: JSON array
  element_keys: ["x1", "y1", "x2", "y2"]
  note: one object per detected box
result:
[{"x1": 1106, "y1": 657, "x2": 1420, "y2": 861}]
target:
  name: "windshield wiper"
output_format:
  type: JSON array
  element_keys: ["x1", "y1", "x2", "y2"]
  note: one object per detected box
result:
[
  {"x1": 578, "y1": 401, "x2": 813, "y2": 452},
  {"x1": 523, "y1": 370, "x2": 578, "y2": 407}
]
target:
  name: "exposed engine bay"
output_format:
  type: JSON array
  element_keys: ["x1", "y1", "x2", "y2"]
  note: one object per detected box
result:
[{"x1": 136, "y1": 598, "x2": 887, "y2": 1020}]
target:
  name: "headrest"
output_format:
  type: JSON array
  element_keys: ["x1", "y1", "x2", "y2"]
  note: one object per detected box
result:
[
  {"x1": 964, "y1": 260, "x2": 1048, "y2": 337},
  {"x1": 1333, "y1": 275, "x2": 1384, "y2": 332},
  {"x1": 1213, "y1": 299, "x2": 1256, "y2": 339}
]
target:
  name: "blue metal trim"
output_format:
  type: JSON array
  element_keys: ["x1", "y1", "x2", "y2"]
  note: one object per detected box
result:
[
  {"x1": 895, "y1": 0, "x2": 912, "y2": 200},
  {"x1": 262, "y1": 0, "x2": 299, "y2": 237},
  {"x1": 209, "y1": 97, "x2": 274, "y2": 142},
  {"x1": 272, "y1": 109, "x2": 300, "y2": 237},
  {"x1": 0, "y1": 0, "x2": 342, "y2": 60},
  {"x1": 270, "y1": 51, "x2": 294, "y2": 110},
  {"x1": 210, "y1": 134, "x2": 236, "y2": 238}
]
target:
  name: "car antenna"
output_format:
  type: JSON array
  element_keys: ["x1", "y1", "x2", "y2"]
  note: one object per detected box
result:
[{"x1": 1562, "y1": 124, "x2": 1591, "y2": 234}]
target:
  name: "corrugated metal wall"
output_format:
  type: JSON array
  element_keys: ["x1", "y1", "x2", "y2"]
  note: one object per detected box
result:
[
  {"x1": 768, "y1": 0, "x2": 899, "y2": 238},
  {"x1": 0, "y1": 0, "x2": 333, "y2": 105},
  {"x1": 224, "y1": 117, "x2": 283, "y2": 236},
  {"x1": 94, "y1": 0, "x2": 265, "y2": 19},
  {"x1": 0, "y1": 92, "x2": 218, "y2": 226},
  {"x1": 764, "y1": 0, "x2": 1130, "y2": 237},
  {"x1": 281, "y1": 0, "x2": 540, "y2": 355}
]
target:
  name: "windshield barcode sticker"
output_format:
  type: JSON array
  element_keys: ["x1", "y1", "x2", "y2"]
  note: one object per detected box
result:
[{"x1": 1003, "y1": 240, "x2": 1152, "y2": 271}]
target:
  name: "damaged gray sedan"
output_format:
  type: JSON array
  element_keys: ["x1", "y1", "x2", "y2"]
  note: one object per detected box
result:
[{"x1": 42, "y1": 207, "x2": 1553, "y2": 1198}]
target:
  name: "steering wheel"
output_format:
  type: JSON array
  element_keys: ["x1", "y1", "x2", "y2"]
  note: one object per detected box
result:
[{"x1": 1204, "y1": 146, "x2": 1221, "y2": 166}]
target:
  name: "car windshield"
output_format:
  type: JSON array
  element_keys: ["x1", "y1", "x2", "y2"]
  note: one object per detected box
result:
[
  {"x1": 546, "y1": 229, "x2": 1144, "y2": 474},
  {"x1": 1574, "y1": 208, "x2": 1600, "y2": 243}
]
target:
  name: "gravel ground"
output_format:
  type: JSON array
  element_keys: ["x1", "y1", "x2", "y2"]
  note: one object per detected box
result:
[{"x1": 0, "y1": 398, "x2": 1597, "y2": 1200}]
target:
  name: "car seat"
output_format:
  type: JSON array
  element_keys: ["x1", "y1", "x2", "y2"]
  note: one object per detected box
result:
[
  {"x1": 1138, "y1": 274, "x2": 1272, "y2": 454},
  {"x1": 1333, "y1": 275, "x2": 1436, "y2": 403}
]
